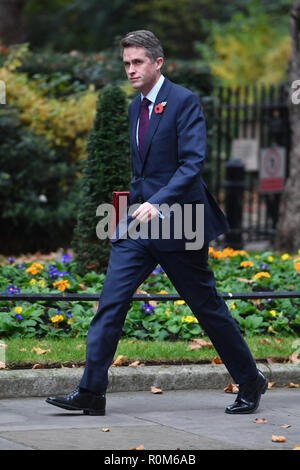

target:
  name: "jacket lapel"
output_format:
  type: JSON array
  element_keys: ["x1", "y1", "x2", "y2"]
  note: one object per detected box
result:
[{"x1": 130, "y1": 96, "x2": 142, "y2": 172}]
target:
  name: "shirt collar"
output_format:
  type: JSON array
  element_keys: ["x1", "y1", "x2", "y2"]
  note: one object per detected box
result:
[{"x1": 141, "y1": 74, "x2": 165, "y2": 104}]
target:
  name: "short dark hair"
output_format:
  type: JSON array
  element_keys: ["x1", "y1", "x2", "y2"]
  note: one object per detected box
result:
[{"x1": 120, "y1": 30, "x2": 164, "y2": 62}]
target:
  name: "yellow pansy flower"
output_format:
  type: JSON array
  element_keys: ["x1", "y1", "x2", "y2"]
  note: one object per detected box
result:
[
  {"x1": 281, "y1": 254, "x2": 290, "y2": 260},
  {"x1": 51, "y1": 315, "x2": 64, "y2": 323},
  {"x1": 253, "y1": 272, "x2": 271, "y2": 280},
  {"x1": 240, "y1": 261, "x2": 254, "y2": 268},
  {"x1": 14, "y1": 306, "x2": 23, "y2": 314},
  {"x1": 269, "y1": 310, "x2": 276, "y2": 317},
  {"x1": 174, "y1": 300, "x2": 185, "y2": 305},
  {"x1": 267, "y1": 256, "x2": 274, "y2": 262},
  {"x1": 181, "y1": 315, "x2": 198, "y2": 323}
]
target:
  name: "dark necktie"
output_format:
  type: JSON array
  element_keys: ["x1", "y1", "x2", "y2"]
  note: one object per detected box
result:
[{"x1": 138, "y1": 97, "x2": 151, "y2": 157}]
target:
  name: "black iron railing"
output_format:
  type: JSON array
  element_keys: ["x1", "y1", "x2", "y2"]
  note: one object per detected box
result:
[
  {"x1": 208, "y1": 84, "x2": 291, "y2": 244},
  {"x1": 1, "y1": 291, "x2": 300, "y2": 304}
]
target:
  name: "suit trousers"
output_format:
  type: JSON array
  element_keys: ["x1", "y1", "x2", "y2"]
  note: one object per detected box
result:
[{"x1": 79, "y1": 237, "x2": 258, "y2": 393}]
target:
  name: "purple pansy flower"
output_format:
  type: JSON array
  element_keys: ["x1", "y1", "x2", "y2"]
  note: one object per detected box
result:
[
  {"x1": 7, "y1": 285, "x2": 20, "y2": 294},
  {"x1": 60, "y1": 254, "x2": 71, "y2": 263},
  {"x1": 141, "y1": 303, "x2": 155, "y2": 314},
  {"x1": 259, "y1": 264, "x2": 269, "y2": 270}
]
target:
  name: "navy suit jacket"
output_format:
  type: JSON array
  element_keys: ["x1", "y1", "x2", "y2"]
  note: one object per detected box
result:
[{"x1": 111, "y1": 77, "x2": 229, "y2": 250}]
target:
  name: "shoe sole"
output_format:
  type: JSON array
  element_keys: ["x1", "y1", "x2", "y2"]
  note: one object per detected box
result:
[
  {"x1": 45, "y1": 398, "x2": 105, "y2": 416},
  {"x1": 225, "y1": 380, "x2": 268, "y2": 415}
]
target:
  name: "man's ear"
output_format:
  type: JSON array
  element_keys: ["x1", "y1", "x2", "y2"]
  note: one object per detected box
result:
[{"x1": 156, "y1": 57, "x2": 164, "y2": 71}]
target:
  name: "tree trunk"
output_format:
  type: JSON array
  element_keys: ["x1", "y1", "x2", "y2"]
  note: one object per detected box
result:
[
  {"x1": 0, "y1": 0, "x2": 28, "y2": 46},
  {"x1": 275, "y1": 0, "x2": 300, "y2": 251}
]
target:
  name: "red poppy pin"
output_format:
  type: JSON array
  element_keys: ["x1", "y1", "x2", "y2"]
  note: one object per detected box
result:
[{"x1": 154, "y1": 101, "x2": 167, "y2": 114}]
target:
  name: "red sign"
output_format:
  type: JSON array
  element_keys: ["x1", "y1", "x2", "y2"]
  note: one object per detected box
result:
[{"x1": 259, "y1": 147, "x2": 286, "y2": 193}]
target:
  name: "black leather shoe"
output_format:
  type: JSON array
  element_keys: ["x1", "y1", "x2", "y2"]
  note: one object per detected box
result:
[
  {"x1": 46, "y1": 387, "x2": 106, "y2": 415},
  {"x1": 225, "y1": 370, "x2": 268, "y2": 414}
]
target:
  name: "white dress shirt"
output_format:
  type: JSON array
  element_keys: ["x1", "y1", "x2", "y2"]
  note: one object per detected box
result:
[{"x1": 136, "y1": 74, "x2": 165, "y2": 147}]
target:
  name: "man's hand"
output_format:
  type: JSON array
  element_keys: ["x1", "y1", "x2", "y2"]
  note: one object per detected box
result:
[{"x1": 131, "y1": 202, "x2": 159, "y2": 223}]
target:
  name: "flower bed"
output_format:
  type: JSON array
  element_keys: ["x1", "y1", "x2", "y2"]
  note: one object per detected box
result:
[{"x1": 0, "y1": 247, "x2": 300, "y2": 340}]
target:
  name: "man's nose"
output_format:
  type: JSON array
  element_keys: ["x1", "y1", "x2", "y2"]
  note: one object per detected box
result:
[{"x1": 128, "y1": 63, "x2": 136, "y2": 74}]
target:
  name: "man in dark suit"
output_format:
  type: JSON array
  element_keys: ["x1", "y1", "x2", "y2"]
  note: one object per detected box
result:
[{"x1": 46, "y1": 30, "x2": 267, "y2": 416}]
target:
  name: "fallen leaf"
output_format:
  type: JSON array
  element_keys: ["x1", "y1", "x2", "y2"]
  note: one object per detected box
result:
[
  {"x1": 280, "y1": 424, "x2": 291, "y2": 429},
  {"x1": 274, "y1": 338, "x2": 282, "y2": 344},
  {"x1": 31, "y1": 347, "x2": 51, "y2": 355},
  {"x1": 79, "y1": 282, "x2": 86, "y2": 290},
  {"x1": 267, "y1": 357, "x2": 278, "y2": 364},
  {"x1": 86, "y1": 263, "x2": 97, "y2": 269},
  {"x1": 186, "y1": 342, "x2": 202, "y2": 350},
  {"x1": 289, "y1": 352, "x2": 300, "y2": 364},
  {"x1": 151, "y1": 386, "x2": 163, "y2": 394},
  {"x1": 268, "y1": 381, "x2": 275, "y2": 389},
  {"x1": 19, "y1": 348, "x2": 27, "y2": 351},
  {"x1": 288, "y1": 382, "x2": 299, "y2": 388},
  {"x1": 271, "y1": 435, "x2": 286, "y2": 443},
  {"x1": 0, "y1": 342, "x2": 8, "y2": 349},
  {"x1": 101, "y1": 428, "x2": 110, "y2": 432},
  {"x1": 131, "y1": 444, "x2": 145, "y2": 450},
  {"x1": 211, "y1": 356, "x2": 223, "y2": 364},
  {"x1": 0, "y1": 362, "x2": 6, "y2": 369},
  {"x1": 93, "y1": 302, "x2": 99, "y2": 314},
  {"x1": 237, "y1": 278, "x2": 254, "y2": 284},
  {"x1": 224, "y1": 382, "x2": 239, "y2": 394},
  {"x1": 293, "y1": 445, "x2": 300, "y2": 450},
  {"x1": 32, "y1": 363, "x2": 44, "y2": 369},
  {"x1": 136, "y1": 287, "x2": 147, "y2": 294},
  {"x1": 259, "y1": 338, "x2": 271, "y2": 344},
  {"x1": 193, "y1": 338, "x2": 213, "y2": 347},
  {"x1": 111, "y1": 355, "x2": 128, "y2": 366},
  {"x1": 253, "y1": 418, "x2": 268, "y2": 424},
  {"x1": 129, "y1": 361, "x2": 142, "y2": 367},
  {"x1": 187, "y1": 338, "x2": 213, "y2": 350}
]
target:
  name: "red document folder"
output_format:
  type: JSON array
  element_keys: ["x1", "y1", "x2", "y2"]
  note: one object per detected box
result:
[{"x1": 110, "y1": 191, "x2": 130, "y2": 243}]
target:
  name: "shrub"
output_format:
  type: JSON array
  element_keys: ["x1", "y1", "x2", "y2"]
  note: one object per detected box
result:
[
  {"x1": 0, "y1": 107, "x2": 81, "y2": 254},
  {"x1": 71, "y1": 85, "x2": 131, "y2": 274}
]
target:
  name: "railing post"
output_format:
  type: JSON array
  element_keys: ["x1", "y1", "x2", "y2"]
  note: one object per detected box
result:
[{"x1": 224, "y1": 158, "x2": 245, "y2": 249}]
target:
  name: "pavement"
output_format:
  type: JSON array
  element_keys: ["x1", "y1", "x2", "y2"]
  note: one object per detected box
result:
[{"x1": 0, "y1": 362, "x2": 300, "y2": 451}]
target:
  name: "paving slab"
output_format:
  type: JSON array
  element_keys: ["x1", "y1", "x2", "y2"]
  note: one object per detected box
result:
[{"x1": 0, "y1": 388, "x2": 299, "y2": 450}]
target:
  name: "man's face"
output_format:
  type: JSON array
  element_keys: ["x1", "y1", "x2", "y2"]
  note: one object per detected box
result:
[{"x1": 123, "y1": 46, "x2": 163, "y2": 96}]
